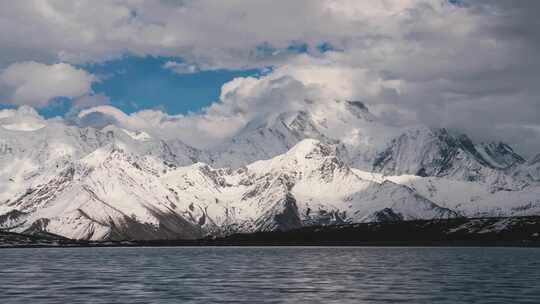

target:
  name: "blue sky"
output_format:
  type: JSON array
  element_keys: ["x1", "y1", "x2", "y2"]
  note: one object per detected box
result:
[
  {"x1": 34, "y1": 56, "x2": 260, "y2": 118},
  {"x1": 86, "y1": 57, "x2": 261, "y2": 114}
]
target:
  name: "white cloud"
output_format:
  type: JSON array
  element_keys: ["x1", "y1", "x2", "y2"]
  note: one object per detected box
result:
[
  {"x1": 163, "y1": 61, "x2": 199, "y2": 74},
  {"x1": 0, "y1": 62, "x2": 96, "y2": 107},
  {"x1": 0, "y1": 1, "x2": 445, "y2": 67},
  {"x1": 0, "y1": 1, "x2": 540, "y2": 154}
]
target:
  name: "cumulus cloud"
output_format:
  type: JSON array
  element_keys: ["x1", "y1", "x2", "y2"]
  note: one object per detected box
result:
[
  {"x1": 76, "y1": 104, "x2": 246, "y2": 147},
  {"x1": 0, "y1": 62, "x2": 96, "y2": 107}
]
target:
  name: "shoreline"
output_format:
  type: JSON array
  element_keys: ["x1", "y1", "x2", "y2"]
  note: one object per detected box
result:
[
  {"x1": 2, "y1": 216, "x2": 540, "y2": 248},
  {"x1": 3, "y1": 241, "x2": 540, "y2": 249}
]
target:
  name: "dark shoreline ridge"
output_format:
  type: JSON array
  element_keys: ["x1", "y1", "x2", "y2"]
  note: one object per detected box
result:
[{"x1": 2, "y1": 216, "x2": 540, "y2": 248}]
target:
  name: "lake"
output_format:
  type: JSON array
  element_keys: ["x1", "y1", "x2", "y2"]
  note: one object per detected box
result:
[{"x1": 0, "y1": 247, "x2": 539, "y2": 303}]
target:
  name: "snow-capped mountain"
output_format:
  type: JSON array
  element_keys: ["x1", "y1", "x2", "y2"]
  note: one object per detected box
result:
[
  {"x1": 210, "y1": 100, "x2": 528, "y2": 187},
  {"x1": 0, "y1": 138, "x2": 456, "y2": 240},
  {"x1": 0, "y1": 103, "x2": 539, "y2": 241}
]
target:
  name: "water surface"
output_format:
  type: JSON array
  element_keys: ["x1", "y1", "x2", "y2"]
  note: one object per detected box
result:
[{"x1": 1, "y1": 247, "x2": 539, "y2": 303}]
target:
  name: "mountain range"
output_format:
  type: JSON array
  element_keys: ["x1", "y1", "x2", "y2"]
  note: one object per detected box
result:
[{"x1": 1, "y1": 100, "x2": 539, "y2": 241}]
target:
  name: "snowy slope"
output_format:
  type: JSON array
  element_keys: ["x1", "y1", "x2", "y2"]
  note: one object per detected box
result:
[
  {"x1": 0, "y1": 146, "x2": 205, "y2": 240},
  {"x1": 354, "y1": 170, "x2": 540, "y2": 218},
  {"x1": 0, "y1": 139, "x2": 459, "y2": 240}
]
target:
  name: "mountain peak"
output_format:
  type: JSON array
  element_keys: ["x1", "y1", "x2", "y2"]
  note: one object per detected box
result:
[
  {"x1": 345, "y1": 100, "x2": 375, "y2": 121},
  {"x1": 286, "y1": 139, "x2": 336, "y2": 160},
  {"x1": 477, "y1": 142, "x2": 526, "y2": 169}
]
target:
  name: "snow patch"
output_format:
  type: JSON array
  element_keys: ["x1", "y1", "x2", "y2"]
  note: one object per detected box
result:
[
  {"x1": 1, "y1": 122, "x2": 45, "y2": 131},
  {"x1": 122, "y1": 129, "x2": 152, "y2": 141}
]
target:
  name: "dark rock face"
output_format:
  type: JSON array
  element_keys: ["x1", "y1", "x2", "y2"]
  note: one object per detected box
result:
[
  {"x1": 479, "y1": 142, "x2": 526, "y2": 168},
  {"x1": 209, "y1": 216, "x2": 540, "y2": 246},
  {"x1": 273, "y1": 194, "x2": 303, "y2": 231},
  {"x1": 0, "y1": 210, "x2": 27, "y2": 229},
  {"x1": 98, "y1": 209, "x2": 204, "y2": 241},
  {"x1": 370, "y1": 208, "x2": 404, "y2": 222},
  {"x1": 0, "y1": 230, "x2": 75, "y2": 247},
  {"x1": 303, "y1": 209, "x2": 348, "y2": 227},
  {"x1": 347, "y1": 100, "x2": 368, "y2": 111},
  {"x1": 23, "y1": 218, "x2": 51, "y2": 234},
  {"x1": 255, "y1": 193, "x2": 303, "y2": 232}
]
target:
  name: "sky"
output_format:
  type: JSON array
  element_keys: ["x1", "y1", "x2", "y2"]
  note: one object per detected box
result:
[
  {"x1": 0, "y1": 56, "x2": 261, "y2": 117},
  {"x1": 0, "y1": 0, "x2": 540, "y2": 155},
  {"x1": 85, "y1": 56, "x2": 261, "y2": 115}
]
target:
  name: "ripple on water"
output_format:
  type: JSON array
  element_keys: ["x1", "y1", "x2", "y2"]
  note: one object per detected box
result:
[{"x1": 0, "y1": 247, "x2": 539, "y2": 304}]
